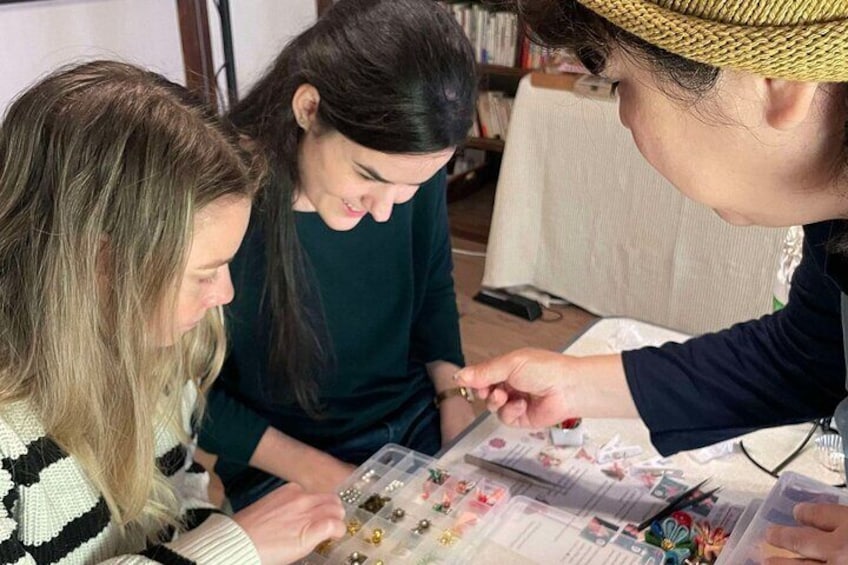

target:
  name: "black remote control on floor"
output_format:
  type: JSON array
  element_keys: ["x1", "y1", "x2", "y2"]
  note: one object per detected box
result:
[{"x1": 473, "y1": 288, "x2": 542, "y2": 321}]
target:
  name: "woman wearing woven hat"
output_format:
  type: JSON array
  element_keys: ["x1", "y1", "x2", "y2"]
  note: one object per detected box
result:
[{"x1": 455, "y1": 0, "x2": 848, "y2": 560}]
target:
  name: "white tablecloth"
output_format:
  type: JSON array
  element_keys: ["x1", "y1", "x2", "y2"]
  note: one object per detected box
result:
[{"x1": 483, "y1": 76, "x2": 786, "y2": 335}]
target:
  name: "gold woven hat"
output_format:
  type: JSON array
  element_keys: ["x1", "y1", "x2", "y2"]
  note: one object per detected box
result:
[{"x1": 577, "y1": 0, "x2": 848, "y2": 82}]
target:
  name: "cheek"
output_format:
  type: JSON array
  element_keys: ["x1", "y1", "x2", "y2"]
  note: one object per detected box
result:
[
  {"x1": 624, "y1": 106, "x2": 681, "y2": 188},
  {"x1": 177, "y1": 284, "x2": 208, "y2": 317},
  {"x1": 197, "y1": 283, "x2": 226, "y2": 310},
  {"x1": 618, "y1": 86, "x2": 672, "y2": 172},
  {"x1": 617, "y1": 96, "x2": 632, "y2": 131},
  {"x1": 625, "y1": 114, "x2": 662, "y2": 172},
  {"x1": 618, "y1": 94, "x2": 656, "y2": 163},
  {"x1": 329, "y1": 175, "x2": 370, "y2": 202},
  {"x1": 394, "y1": 186, "x2": 419, "y2": 204},
  {"x1": 620, "y1": 103, "x2": 706, "y2": 204}
]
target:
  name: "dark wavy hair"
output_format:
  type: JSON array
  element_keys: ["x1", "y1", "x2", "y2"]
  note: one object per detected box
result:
[
  {"x1": 502, "y1": 0, "x2": 719, "y2": 95},
  {"x1": 227, "y1": 0, "x2": 477, "y2": 412}
]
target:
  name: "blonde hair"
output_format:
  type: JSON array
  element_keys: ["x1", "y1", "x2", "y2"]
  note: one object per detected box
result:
[{"x1": 0, "y1": 61, "x2": 262, "y2": 538}]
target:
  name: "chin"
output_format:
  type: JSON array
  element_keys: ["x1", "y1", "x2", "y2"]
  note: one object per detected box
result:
[
  {"x1": 713, "y1": 208, "x2": 754, "y2": 226},
  {"x1": 319, "y1": 211, "x2": 365, "y2": 231}
]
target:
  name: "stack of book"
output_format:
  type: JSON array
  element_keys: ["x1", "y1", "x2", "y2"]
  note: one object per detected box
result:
[
  {"x1": 518, "y1": 36, "x2": 552, "y2": 70},
  {"x1": 440, "y1": 2, "x2": 520, "y2": 67},
  {"x1": 475, "y1": 91, "x2": 514, "y2": 140}
]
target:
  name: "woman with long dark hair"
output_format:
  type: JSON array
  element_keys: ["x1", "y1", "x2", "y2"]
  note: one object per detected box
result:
[{"x1": 198, "y1": 0, "x2": 478, "y2": 510}]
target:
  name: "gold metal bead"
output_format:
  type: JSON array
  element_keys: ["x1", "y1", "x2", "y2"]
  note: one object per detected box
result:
[{"x1": 346, "y1": 518, "x2": 362, "y2": 536}]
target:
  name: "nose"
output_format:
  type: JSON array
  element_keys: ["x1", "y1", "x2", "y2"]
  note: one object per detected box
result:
[
  {"x1": 210, "y1": 266, "x2": 235, "y2": 307},
  {"x1": 363, "y1": 186, "x2": 398, "y2": 223}
]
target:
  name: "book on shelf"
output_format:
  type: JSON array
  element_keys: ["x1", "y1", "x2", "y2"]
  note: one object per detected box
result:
[
  {"x1": 469, "y1": 117, "x2": 480, "y2": 138},
  {"x1": 475, "y1": 91, "x2": 514, "y2": 141},
  {"x1": 440, "y1": 1, "x2": 520, "y2": 67},
  {"x1": 441, "y1": 1, "x2": 585, "y2": 72}
]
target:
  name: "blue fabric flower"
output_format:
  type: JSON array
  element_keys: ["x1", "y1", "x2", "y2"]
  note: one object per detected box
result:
[{"x1": 644, "y1": 517, "x2": 696, "y2": 564}]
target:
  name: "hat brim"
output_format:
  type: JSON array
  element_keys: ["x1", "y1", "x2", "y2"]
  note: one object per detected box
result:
[{"x1": 577, "y1": 0, "x2": 848, "y2": 82}]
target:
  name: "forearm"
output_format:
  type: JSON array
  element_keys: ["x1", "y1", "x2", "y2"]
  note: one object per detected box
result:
[
  {"x1": 567, "y1": 354, "x2": 638, "y2": 419},
  {"x1": 249, "y1": 426, "x2": 342, "y2": 485},
  {"x1": 427, "y1": 359, "x2": 475, "y2": 414},
  {"x1": 426, "y1": 360, "x2": 462, "y2": 392},
  {"x1": 427, "y1": 360, "x2": 476, "y2": 443}
]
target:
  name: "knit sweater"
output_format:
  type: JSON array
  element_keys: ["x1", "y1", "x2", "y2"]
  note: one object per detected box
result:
[
  {"x1": 0, "y1": 383, "x2": 260, "y2": 565},
  {"x1": 201, "y1": 169, "x2": 464, "y2": 479}
]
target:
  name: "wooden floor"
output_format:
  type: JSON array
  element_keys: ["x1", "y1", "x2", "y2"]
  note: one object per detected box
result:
[{"x1": 450, "y1": 235, "x2": 597, "y2": 365}]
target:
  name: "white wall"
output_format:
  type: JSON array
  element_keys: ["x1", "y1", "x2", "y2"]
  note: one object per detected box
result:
[
  {"x1": 0, "y1": 0, "x2": 318, "y2": 115},
  {"x1": 0, "y1": 0, "x2": 184, "y2": 115},
  {"x1": 208, "y1": 0, "x2": 317, "y2": 101}
]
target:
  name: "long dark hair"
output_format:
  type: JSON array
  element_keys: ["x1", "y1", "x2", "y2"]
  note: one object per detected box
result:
[{"x1": 227, "y1": 0, "x2": 477, "y2": 412}]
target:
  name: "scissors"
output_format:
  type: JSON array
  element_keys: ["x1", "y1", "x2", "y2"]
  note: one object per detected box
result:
[{"x1": 636, "y1": 478, "x2": 721, "y2": 531}]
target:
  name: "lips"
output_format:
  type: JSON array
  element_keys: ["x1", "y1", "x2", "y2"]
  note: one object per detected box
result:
[{"x1": 342, "y1": 199, "x2": 366, "y2": 217}]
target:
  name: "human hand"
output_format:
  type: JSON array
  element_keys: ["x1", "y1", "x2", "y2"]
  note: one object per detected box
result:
[
  {"x1": 454, "y1": 348, "x2": 576, "y2": 428},
  {"x1": 764, "y1": 502, "x2": 848, "y2": 564},
  {"x1": 233, "y1": 482, "x2": 345, "y2": 565},
  {"x1": 439, "y1": 394, "x2": 477, "y2": 445},
  {"x1": 192, "y1": 447, "x2": 225, "y2": 508},
  {"x1": 455, "y1": 349, "x2": 635, "y2": 426}
]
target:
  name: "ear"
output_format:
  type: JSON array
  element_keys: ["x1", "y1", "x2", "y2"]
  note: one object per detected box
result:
[
  {"x1": 292, "y1": 84, "x2": 321, "y2": 131},
  {"x1": 763, "y1": 79, "x2": 819, "y2": 131}
]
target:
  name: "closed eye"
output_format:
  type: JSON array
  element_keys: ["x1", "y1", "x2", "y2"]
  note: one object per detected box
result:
[{"x1": 198, "y1": 270, "x2": 219, "y2": 284}]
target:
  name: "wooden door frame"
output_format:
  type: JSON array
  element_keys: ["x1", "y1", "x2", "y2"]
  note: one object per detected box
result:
[
  {"x1": 316, "y1": 0, "x2": 334, "y2": 16},
  {"x1": 176, "y1": 0, "x2": 217, "y2": 107},
  {"x1": 178, "y1": 1, "x2": 333, "y2": 107}
]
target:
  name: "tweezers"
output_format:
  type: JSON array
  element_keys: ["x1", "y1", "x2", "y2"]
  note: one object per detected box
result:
[
  {"x1": 636, "y1": 478, "x2": 721, "y2": 531},
  {"x1": 464, "y1": 454, "x2": 563, "y2": 489}
]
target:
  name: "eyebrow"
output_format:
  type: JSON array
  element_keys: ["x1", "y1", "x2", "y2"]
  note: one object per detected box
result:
[
  {"x1": 354, "y1": 161, "x2": 429, "y2": 187},
  {"x1": 354, "y1": 162, "x2": 393, "y2": 184},
  {"x1": 197, "y1": 256, "x2": 234, "y2": 270}
]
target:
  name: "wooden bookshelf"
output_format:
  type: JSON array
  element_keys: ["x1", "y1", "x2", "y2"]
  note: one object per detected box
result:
[
  {"x1": 530, "y1": 71, "x2": 582, "y2": 91},
  {"x1": 478, "y1": 64, "x2": 532, "y2": 79},
  {"x1": 469, "y1": 63, "x2": 527, "y2": 150},
  {"x1": 449, "y1": 64, "x2": 526, "y2": 203},
  {"x1": 465, "y1": 136, "x2": 505, "y2": 153}
]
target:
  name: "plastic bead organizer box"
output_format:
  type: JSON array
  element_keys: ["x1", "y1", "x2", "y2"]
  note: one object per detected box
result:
[{"x1": 297, "y1": 444, "x2": 510, "y2": 564}]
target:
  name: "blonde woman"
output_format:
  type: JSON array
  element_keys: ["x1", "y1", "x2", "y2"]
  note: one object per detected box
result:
[
  {"x1": 0, "y1": 61, "x2": 344, "y2": 564},
  {"x1": 455, "y1": 1, "x2": 848, "y2": 561}
]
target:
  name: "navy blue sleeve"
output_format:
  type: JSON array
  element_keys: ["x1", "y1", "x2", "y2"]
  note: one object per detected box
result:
[
  {"x1": 409, "y1": 169, "x2": 465, "y2": 368},
  {"x1": 198, "y1": 355, "x2": 270, "y2": 465},
  {"x1": 622, "y1": 230, "x2": 845, "y2": 456}
]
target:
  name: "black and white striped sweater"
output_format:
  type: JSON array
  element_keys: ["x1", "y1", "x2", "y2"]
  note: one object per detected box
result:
[{"x1": 0, "y1": 385, "x2": 260, "y2": 564}]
